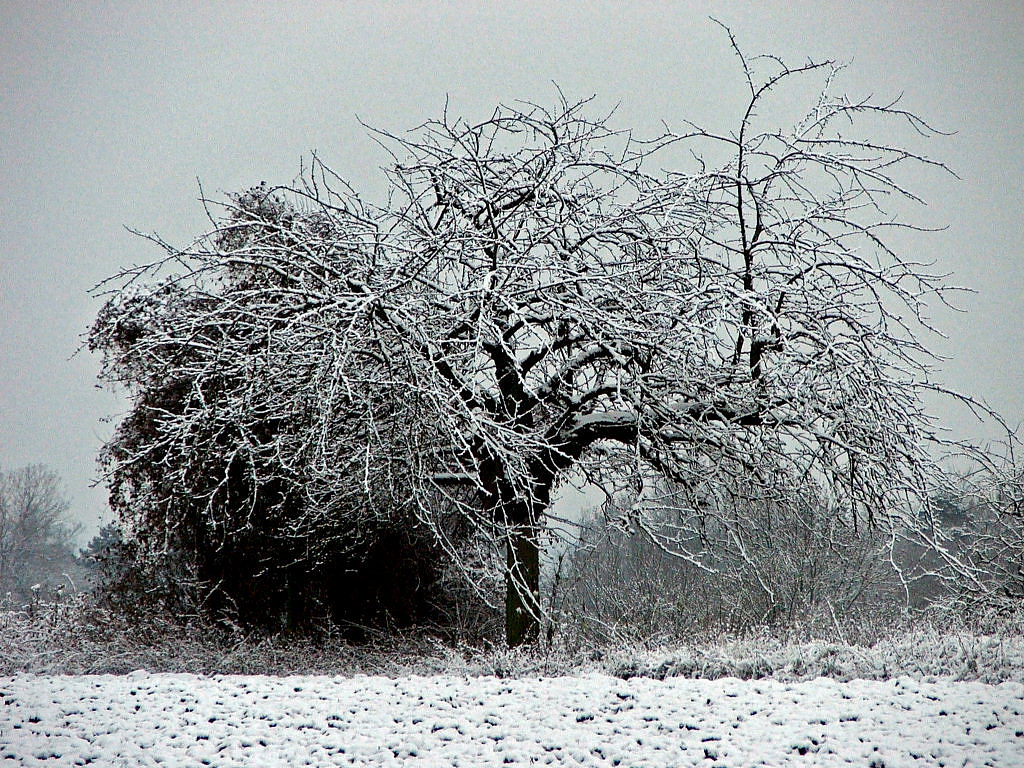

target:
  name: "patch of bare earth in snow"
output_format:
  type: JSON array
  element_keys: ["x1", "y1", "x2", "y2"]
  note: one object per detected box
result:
[{"x1": 1, "y1": 673, "x2": 1022, "y2": 766}]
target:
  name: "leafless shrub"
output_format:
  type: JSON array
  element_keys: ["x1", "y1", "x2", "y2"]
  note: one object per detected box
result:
[{"x1": 550, "y1": 486, "x2": 908, "y2": 646}]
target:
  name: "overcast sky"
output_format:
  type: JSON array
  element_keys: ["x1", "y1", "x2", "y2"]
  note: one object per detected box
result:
[{"x1": 2, "y1": 1, "x2": 1022, "y2": 540}]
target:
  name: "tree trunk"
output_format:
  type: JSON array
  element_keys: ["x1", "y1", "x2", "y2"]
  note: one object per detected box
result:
[
  {"x1": 486, "y1": 458, "x2": 553, "y2": 648},
  {"x1": 505, "y1": 520, "x2": 541, "y2": 647}
]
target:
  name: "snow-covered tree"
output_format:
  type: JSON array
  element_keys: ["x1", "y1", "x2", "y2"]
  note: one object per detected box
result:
[
  {"x1": 90, "y1": 184, "x2": 466, "y2": 630},
  {"x1": 93, "y1": 45, "x2": 985, "y2": 644}
]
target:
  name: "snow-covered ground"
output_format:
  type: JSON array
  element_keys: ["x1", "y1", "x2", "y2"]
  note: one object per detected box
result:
[{"x1": 2, "y1": 673, "x2": 1022, "y2": 767}]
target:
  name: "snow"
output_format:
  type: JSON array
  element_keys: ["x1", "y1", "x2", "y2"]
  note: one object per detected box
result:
[{"x1": 2, "y1": 673, "x2": 1022, "y2": 766}]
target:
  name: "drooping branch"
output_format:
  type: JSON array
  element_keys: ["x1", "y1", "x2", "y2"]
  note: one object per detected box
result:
[{"x1": 90, "y1": 36, "x2": 1010, "y2": 644}]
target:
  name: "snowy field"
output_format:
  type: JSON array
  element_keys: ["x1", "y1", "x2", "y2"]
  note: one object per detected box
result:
[{"x1": 2, "y1": 673, "x2": 1022, "y2": 767}]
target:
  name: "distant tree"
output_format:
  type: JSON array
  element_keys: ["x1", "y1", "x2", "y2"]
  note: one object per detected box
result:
[
  {"x1": 979, "y1": 467, "x2": 1024, "y2": 603},
  {"x1": 80, "y1": 522, "x2": 123, "y2": 571},
  {"x1": 930, "y1": 463, "x2": 1024, "y2": 607},
  {"x1": 0, "y1": 465, "x2": 83, "y2": 604},
  {"x1": 93, "y1": 37, "x2": 998, "y2": 645}
]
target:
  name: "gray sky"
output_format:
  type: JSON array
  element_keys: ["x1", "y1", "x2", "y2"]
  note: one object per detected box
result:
[{"x1": 2, "y1": 1, "x2": 1022, "y2": 541}]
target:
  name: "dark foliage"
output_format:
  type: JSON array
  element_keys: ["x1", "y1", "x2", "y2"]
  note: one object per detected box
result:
[{"x1": 89, "y1": 185, "x2": 475, "y2": 634}]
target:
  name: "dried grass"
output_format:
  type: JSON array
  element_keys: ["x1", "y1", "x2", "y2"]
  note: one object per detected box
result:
[{"x1": 3, "y1": 591, "x2": 1022, "y2": 683}]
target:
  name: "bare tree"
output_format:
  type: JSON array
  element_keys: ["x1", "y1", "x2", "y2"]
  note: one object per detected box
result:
[
  {"x1": 93, "y1": 40, "x2": 985, "y2": 645},
  {"x1": 0, "y1": 465, "x2": 81, "y2": 603}
]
